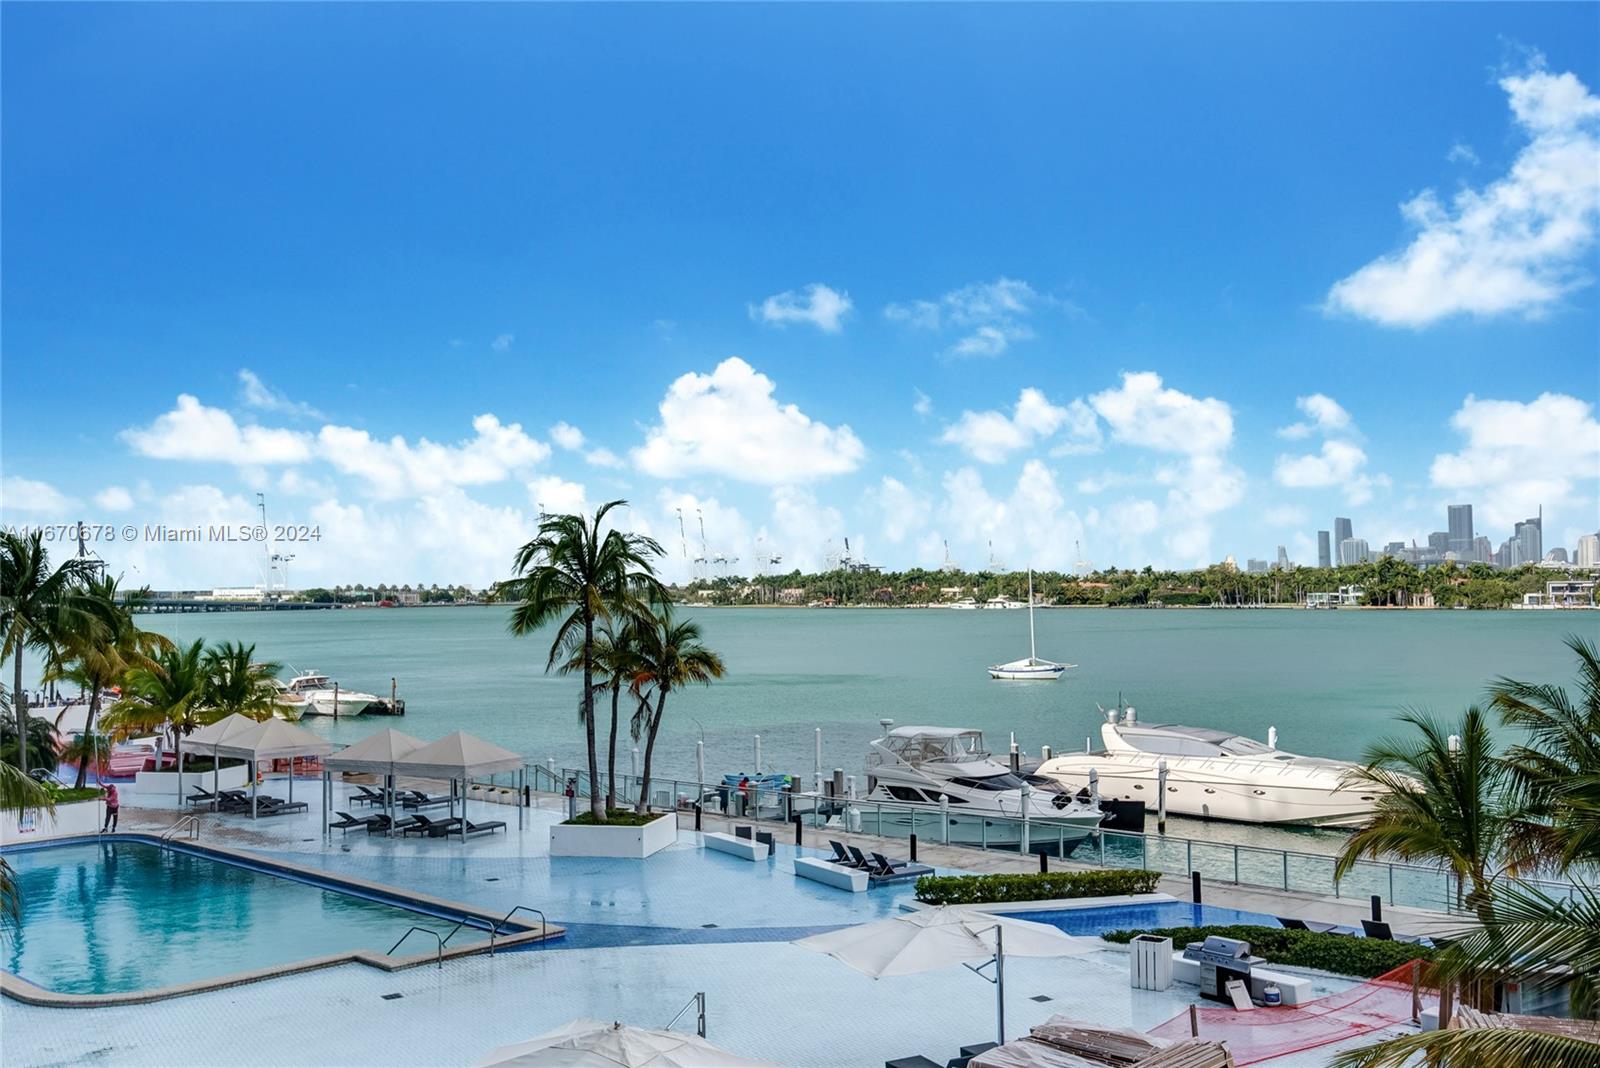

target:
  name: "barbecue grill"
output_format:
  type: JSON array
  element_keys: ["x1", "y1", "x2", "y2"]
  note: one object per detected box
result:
[{"x1": 1183, "y1": 935, "x2": 1265, "y2": 1001}]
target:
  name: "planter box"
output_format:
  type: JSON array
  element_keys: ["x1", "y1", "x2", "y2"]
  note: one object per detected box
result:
[
  {"x1": 549, "y1": 812, "x2": 677, "y2": 858},
  {"x1": 1, "y1": 799, "x2": 103, "y2": 844},
  {"x1": 130, "y1": 764, "x2": 251, "y2": 810}
]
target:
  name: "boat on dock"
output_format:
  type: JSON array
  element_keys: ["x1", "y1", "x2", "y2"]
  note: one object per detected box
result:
[
  {"x1": 281, "y1": 671, "x2": 401, "y2": 717},
  {"x1": 1032, "y1": 706, "x2": 1384, "y2": 827}
]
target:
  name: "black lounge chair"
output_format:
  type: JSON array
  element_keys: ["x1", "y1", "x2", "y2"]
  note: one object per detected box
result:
[
  {"x1": 848, "y1": 846, "x2": 876, "y2": 870},
  {"x1": 1277, "y1": 916, "x2": 1309, "y2": 930},
  {"x1": 366, "y1": 814, "x2": 419, "y2": 834},
  {"x1": 464, "y1": 819, "x2": 505, "y2": 836},
  {"x1": 404, "y1": 814, "x2": 463, "y2": 837},
  {"x1": 401, "y1": 790, "x2": 452, "y2": 810},
  {"x1": 187, "y1": 787, "x2": 218, "y2": 805},
  {"x1": 947, "y1": 1043, "x2": 999, "y2": 1068},
  {"x1": 1362, "y1": 919, "x2": 1426, "y2": 944},
  {"x1": 352, "y1": 786, "x2": 388, "y2": 806},
  {"x1": 331, "y1": 811, "x2": 378, "y2": 833},
  {"x1": 828, "y1": 840, "x2": 861, "y2": 866},
  {"x1": 870, "y1": 852, "x2": 903, "y2": 876},
  {"x1": 1279, "y1": 916, "x2": 1342, "y2": 934}
]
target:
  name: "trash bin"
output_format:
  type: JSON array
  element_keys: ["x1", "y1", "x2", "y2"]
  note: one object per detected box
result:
[{"x1": 1130, "y1": 934, "x2": 1173, "y2": 991}]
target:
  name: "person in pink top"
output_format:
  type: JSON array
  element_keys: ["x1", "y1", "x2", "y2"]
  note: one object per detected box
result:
[{"x1": 102, "y1": 783, "x2": 120, "y2": 832}]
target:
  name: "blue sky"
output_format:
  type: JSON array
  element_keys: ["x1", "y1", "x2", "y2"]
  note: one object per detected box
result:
[{"x1": 3, "y1": 4, "x2": 1597, "y2": 588}]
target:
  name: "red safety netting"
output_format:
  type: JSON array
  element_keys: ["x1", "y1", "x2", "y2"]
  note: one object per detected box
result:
[{"x1": 1148, "y1": 961, "x2": 1436, "y2": 1065}]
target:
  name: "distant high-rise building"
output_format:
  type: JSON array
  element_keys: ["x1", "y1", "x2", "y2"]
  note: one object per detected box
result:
[
  {"x1": 1334, "y1": 517, "x2": 1353, "y2": 555},
  {"x1": 1576, "y1": 533, "x2": 1600, "y2": 568},
  {"x1": 1428, "y1": 531, "x2": 1451, "y2": 555},
  {"x1": 1514, "y1": 515, "x2": 1543, "y2": 567},
  {"x1": 1472, "y1": 536, "x2": 1493, "y2": 564},
  {"x1": 1382, "y1": 541, "x2": 1405, "y2": 558},
  {"x1": 1317, "y1": 531, "x2": 1332, "y2": 569},
  {"x1": 1247, "y1": 558, "x2": 1269, "y2": 574},
  {"x1": 1339, "y1": 537, "x2": 1369, "y2": 566},
  {"x1": 1447, "y1": 504, "x2": 1474, "y2": 556},
  {"x1": 1546, "y1": 548, "x2": 1569, "y2": 564},
  {"x1": 1276, "y1": 545, "x2": 1290, "y2": 571}
]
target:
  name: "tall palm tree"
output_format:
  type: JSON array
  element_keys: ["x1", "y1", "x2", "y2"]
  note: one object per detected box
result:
[
  {"x1": 203, "y1": 641, "x2": 283, "y2": 722},
  {"x1": 47, "y1": 576, "x2": 170, "y2": 787},
  {"x1": 1490, "y1": 634, "x2": 1600, "y2": 871},
  {"x1": 0, "y1": 532, "x2": 103, "y2": 774},
  {"x1": 1336, "y1": 707, "x2": 1532, "y2": 922},
  {"x1": 103, "y1": 638, "x2": 210, "y2": 748},
  {"x1": 0, "y1": 757, "x2": 53, "y2": 926},
  {"x1": 506, "y1": 502, "x2": 664, "y2": 821},
  {"x1": 568, "y1": 620, "x2": 643, "y2": 810},
  {"x1": 629, "y1": 604, "x2": 724, "y2": 814}
]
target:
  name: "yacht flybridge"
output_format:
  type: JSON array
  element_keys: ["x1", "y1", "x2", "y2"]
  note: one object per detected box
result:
[
  {"x1": 988, "y1": 570, "x2": 1074, "y2": 680},
  {"x1": 865, "y1": 725, "x2": 1103, "y2": 850},
  {"x1": 1033, "y1": 707, "x2": 1384, "y2": 827}
]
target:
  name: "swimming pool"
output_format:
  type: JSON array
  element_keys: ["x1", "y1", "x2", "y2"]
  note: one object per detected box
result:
[
  {"x1": 2, "y1": 838, "x2": 506, "y2": 999},
  {"x1": 1000, "y1": 900, "x2": 1280, "y2": 937}
]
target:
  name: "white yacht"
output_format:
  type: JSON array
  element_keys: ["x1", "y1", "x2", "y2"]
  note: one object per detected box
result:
[
  {"x1": 283, "y1": 671, "x2": 383, "y2": 717},
  {"x1": 864, "y1": 725, "x2": 1103, "y2": 850},
  {"x1": 265, "y1": 678, "x2": 309, "y2": 721},
  {"x1": 1033, "y1": 707, "x2": 1384, "y2": 827},
  {"x1": 947, "y1": 598, "x2": 980, "y2": 610},
  {"x1": 983, "y1": 596, "x2": 1024, "y2": 609},
  {"x1": 988, "y1": 570, "x2": 1074, "y2": 680}
]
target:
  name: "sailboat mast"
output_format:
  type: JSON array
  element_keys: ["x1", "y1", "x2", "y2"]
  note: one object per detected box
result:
[{"x1": 1027, "y1": 568, "x2": 1036, "y2": 661}]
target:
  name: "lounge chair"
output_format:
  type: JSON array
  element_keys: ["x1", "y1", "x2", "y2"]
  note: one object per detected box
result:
[
  {"x1": 464, "y1": 819, "x2": 505, "y2": 836},
  {"x1": 366, "y1": 814, "x2": 419, "y2": 834},
  {"x1": 331, "y1": 811, "x2": 379, "y2": 833},
  {"x1": 947, "y1": 1042, "x2": 999, "y2": 1068},
  {"x1": 403, "y1": 814, "x2": 463, "y2": 837},
  {"x1": 352, "y1": 785, "x2": 388, "y2": 806},
  {"x1": 870, "y1": 852, "x2": 903, "y2": 876},
  {"x1": 1277, "y1": 916, "x2": 1309, "y2": 930},
  {"x1": 828, "y1": 840, "x2": 857, "y2": 866},
  {"x1": 187, "y1": 787, "x2": 218, "y2": 805},
  {"x1": 401, "y1": 790, "x2": 452, "y2": 810},
  {"x1": 1362, "y1": 919, "x2": 1426, "y2": 944},
  {"x1": 1279, "y1": 916, "x2": 1342, "y2": 934},
  {"x1": 848, "y1": 846, "x2": 875, "y2": 870}
]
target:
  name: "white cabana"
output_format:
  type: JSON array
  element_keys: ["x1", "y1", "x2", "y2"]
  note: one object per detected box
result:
[
  {"x1": 389, "y1": 730, "x2": 528, "y2": 838},
  {"x1": 473, "y1": 1019, "x2": 776, "y2": 1067},
  {"x1": 793, "y1": 906, "x2": 1101, "y2": 1045},
  {"x1": 210, "y1": 719, "x2": 335, "y2": 819},
  {"x1": 321, "y1": 727, "x2": 425, "y2": 837},
  {"x1": 179, "y1": 713, "x2": 271, "y2": 807}
]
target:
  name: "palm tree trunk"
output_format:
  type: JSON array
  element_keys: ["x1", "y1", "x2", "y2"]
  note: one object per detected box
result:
[
  {"x1": 75, "y1": 690, "x2": 102, "y2": 790},
  {"x1": 582, "y1": 614, "x2": 603, "y2": 821},
  {"x1": 12, "y1": 645, "x2": 27, "y2": 775},
  {"x1": 636, "y1": 689, "x2": 667, "y2": 814},
  {"x1": 606, "y1": 683, "x2": 620, "y2": 811}
]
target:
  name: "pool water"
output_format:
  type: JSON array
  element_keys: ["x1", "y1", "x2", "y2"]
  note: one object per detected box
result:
[
  {"x1": 3, "y1": 840, "x2": 488, "y2": 995},
  {"x1": 1001, "y1": 901, "x2": 1280, "y2": 937}
]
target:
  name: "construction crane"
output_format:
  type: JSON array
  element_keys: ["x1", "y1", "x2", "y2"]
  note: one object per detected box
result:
[
  {"x1": 941, "y1": 539, "x2": 958, "y2": 573},
  {"x1": 693, "y1": 509, "x2": 710, "y2": 580},
  {"x1": 987, "y1": 540, "x2": 1004, "y2": 573},
  {"x1": 256, "y1": 492, "x2": 294, "y2": 593},
  {"x1": 1075, "y1": 539, "x2": 1093, "y2": 576}
]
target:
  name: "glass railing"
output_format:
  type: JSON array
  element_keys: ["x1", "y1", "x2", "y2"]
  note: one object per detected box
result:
[{"x1": 532, "y1": 764, "x2": 1582, "y2": 916}]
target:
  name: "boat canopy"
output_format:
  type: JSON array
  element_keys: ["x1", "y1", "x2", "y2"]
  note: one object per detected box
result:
[
  {"x1": 876, "y1": 728, "x2": 989, "y2": 764},
  {"x1": 1117, "y1": 723, "x2": 1276, "y2": 758}
]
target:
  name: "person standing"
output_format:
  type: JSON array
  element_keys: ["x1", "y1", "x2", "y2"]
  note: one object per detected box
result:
[{"x1": 102, "y1": 783, "x2": 120, "y2": 833}]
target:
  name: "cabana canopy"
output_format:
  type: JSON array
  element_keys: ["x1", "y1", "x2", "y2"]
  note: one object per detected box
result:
[
  {"x1": 212, "y1": 718, "x2": 335, "y2": 761},
  {"x1": 391, "y1": 730, "x2": 523, "y2": 778},
  {"x1": 324, "y1": 727, "x2": 424, "y2": 773},
  {"x1": 183, "y1": 713, "x2": 266, "y2": 754}
]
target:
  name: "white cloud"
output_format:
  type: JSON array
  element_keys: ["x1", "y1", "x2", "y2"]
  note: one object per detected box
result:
[
  {"x1": 1264, "y1": 504, "x2": 1309, "y2": 527},
  {"x1": 885, "y1": 277, "x2": 1051, "y2": 358},
  {"x1": 940, "y1": 461, "x2": 1086, "y2": 570},
  {"x1": 585, "y1": 447, "x2": 624, "y2": 469},
  {"x1": 1430, "y1": 391, "x2": 1600, "y2": 529},
  {"x1": 1089, "y1": 372, "x2": 1233, "y2": 455},
  {"x1": 1326, "y1": 62, "x2": 1600, "y2": 327},
  {"x1": 122, "y1": 395, "x2": 315, "y2": 465},
  {"x1": 868, "y1": 476, "x2": 932, "y2": 544},
  {"x1": 770, "y1": 487, "x2": 845, "y2": 572},
  {"x1": 491, "y1": 334, "x2": 515, "y2": 352},
  {"x1": 94, "y1": 486, "x2": 135, "y2": 511},
  {"x1": 317, "y1": 414, "x2": 550, "y2": 499},
  {"x1": 912, "y1": 388, "x2": 933, "y2": 417},
  {"x1": 528, "y1": 475, "x2": 589, "y2": 517},
  {"x1": 1, "y1": 476, "x2": 76, "y2": 514},
  {"x1": 238, "y1": 369, "x2": 323, "y2": 419},
  {"x1": 1277, "y1": 394, "x2": 1355, "y2": 439},
  {"x1": 941, "y1": 388, "x2": 1100, "y2": 463},
  {"x1": 750, "y1": 283, "x2": 853, "y2": 333},
  {"x1": 549, "y1": 422, "x2": 586, "y2": 451},
  {"x1": 1447, "y1": 143, "x2": 1480, "y2": 167},
  {"x1": 632, "y1": 357, "x2": 865, "y2": 484},
  {"x1": 1106, "y1": 498, "x2": 1161, "y2": 537},
  {"x1": 1275, "y1": 440, "x2": 1369, "y2": 488}
]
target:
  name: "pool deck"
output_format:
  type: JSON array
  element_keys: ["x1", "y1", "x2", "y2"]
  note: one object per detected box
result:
[{"x1": 0, "y1": 781, "x2": 1438, "y2": 1067}]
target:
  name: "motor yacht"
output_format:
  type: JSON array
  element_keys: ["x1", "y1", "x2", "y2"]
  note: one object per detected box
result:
[
  {"x1": 266, "y1": 678, "x2": 309, "y2": 721},
  {"x1": 282, "y1": 671, "x2": 384, "y2": 717},
  {"x1": 1033, "y1": 707, "x2": 1384, "y2": 827},
  {"x1": 864, "y1": 724, "x2": 1103, "y2": 851}
]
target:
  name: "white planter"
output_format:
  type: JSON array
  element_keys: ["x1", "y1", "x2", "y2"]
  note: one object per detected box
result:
[
  {"x1": 129, "y1": 764, "x2": 250, "y2": 809},
  {"x1": 549, "y1": 812, "x2": 678, "y2": 858},
  {"x1": 1, "y1": 799, "x2": 103, "y2": 844}
]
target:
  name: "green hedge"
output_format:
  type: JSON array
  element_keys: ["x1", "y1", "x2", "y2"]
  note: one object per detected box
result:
[
  {"x1": 915, "y1": 869, "x2": 1162, "y2": 905},
  {"x1": 563, "y1": 808, "x2": 665, "y2": 827},
  {"x1": 44, "y1": 785, "x2": 104, "y2": 804},
  {"x1": 1100, "y1": 924, "x2": 1434, "y2": 979}
]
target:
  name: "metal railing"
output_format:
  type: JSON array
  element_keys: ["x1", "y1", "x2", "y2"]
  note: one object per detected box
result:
[
  {"x1": 158, "y1": 814, "x2": 200, "y2": 843},
  {"x1": 387, "y1": 926, "x2": 445, "y2": 969},
  {"x1": 664, "y1": 992, "x2": 707, "y2": 1038},
  {"x1": 489, "y1": 905, "x2": 549, "y2": 955},
  {"x1": 532, "y1": 764, "x2": 1585, "y2": 917}
]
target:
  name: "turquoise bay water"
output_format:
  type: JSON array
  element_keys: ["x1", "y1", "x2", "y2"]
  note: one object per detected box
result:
[
  {"x1": 4, "y1": 840, "x2": 485, "y2": 994},
  {"x1": 132, "y1": 606, "x2": 1592, "y2": 789}
]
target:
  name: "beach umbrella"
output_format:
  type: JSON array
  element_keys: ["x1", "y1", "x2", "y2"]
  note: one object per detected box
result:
[
  {"x1": 792, "y1": 906, "x2": 1100, "y2": 1045},
  {"x1": 473, "y1": 1019, "x2": 776, "y2": 1067}
]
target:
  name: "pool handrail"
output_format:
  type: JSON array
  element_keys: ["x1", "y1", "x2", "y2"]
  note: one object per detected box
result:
[
  {"x1": 664, "y1": 991, "x2": 708, "y2": 1038},
  {"x1": 157, "y1": 815, "x2": 200, "y2": 843},
  {"x1": 489, "y1": 904, "x2": 548, "y2": 955},
  {"x1": 387, "y1": 926, "x2": 445, "y2": 969}
]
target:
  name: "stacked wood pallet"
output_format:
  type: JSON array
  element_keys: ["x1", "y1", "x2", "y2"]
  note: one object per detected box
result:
[{"x1": 971, "y1": 1016, "x2": 1233, "y2": 1068}]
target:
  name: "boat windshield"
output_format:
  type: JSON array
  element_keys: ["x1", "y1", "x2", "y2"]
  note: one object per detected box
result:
[
  {"x1": 1218, "y1": 736, "x2": 1274, "y2": 756},
  {"x1": 880, "y1": 731, "x2": 989, "y2": 764},
  {"x1": 948, "y1": 773, "x2": 1028, "y2": 791}
]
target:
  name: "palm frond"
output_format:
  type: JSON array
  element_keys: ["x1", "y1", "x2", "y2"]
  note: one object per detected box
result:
[{"x1": 1330, "y1": 1025, "x2": 1600, "y2": 1068}]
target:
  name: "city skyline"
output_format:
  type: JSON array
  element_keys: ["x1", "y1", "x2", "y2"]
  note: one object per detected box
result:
[{"x1": 2, "y1": 5, "x2": 1597, "y2": 588}]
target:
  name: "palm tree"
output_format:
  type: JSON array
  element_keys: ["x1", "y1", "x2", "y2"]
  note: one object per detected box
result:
[
  {"x1": 629, "y1": 604, "x2": 724, "y2": 815},
  {"x1": 1489, "y1": 634, "x2": 1600, "y2": 871},
  {"x1": 47, "y1": 576, "x2": 170, "y2": 787},
  {"x1": 0, "y1": 532, "x2": 103, "y2": 774},
  {"x1": 0, "y1": 758, "x2": 53, "y2": 925},
  {"x1": 1336, "y1": 707, "x2": 1532, "y2": 921},
  {"x1": 506, "y1": 502, "x2": 664, "y2": 821},
  {"x1": 104, "y1": 638, "x2": 210, "y2": 748},
  {"x1": 203, "y1": 641, "x2": 283, "y2": 722},
  {"x1": 570, "y1": 620, "x2": 643, "y2": 810}
]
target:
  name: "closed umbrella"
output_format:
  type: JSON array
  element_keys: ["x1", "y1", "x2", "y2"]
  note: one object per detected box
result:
[
  {"x1": 793, "y1": 906, "x2": 1100, "y2": 1045},
  {"x1": 473, "y1": 1019, "x2": 776, "y2": 1067}
]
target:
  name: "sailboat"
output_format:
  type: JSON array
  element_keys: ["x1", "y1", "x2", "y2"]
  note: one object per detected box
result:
[{"x1": 987, "y1": 569, "x2": 1074, "y2": 680}]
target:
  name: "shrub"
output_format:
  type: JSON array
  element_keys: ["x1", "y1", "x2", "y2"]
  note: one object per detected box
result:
[
  {"x1": 43, "y1": 784, "x2": 104, "y2": 805},
  {"x1": 915, "y1": 869, "x2": 1162, "y2": 905},
  {"x1": 563, "y1": 808, "x2": 667, "y2": 827},
  {"x1": 1099, "y1": 924, "x2": 1434, "y2": 979}
]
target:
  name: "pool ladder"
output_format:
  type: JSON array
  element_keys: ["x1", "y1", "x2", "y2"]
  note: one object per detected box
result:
[
  {"x1": 158, "y1": 815, "x2": 200, "y2": 844},
  {"x1": 386, "y1": 904, "x2": 550, "y2": 970}
]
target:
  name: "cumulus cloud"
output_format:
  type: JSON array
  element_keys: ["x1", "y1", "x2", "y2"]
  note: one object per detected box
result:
[
  {"x1": 941, "y1": 388, "x2": 1100, "y2": 463},
  {"x1": 491, "y1": 334, "x2": 515, "y2": 352},
  {"x1": 1277, "y1": 394, "x2": 1355, "y2": 440},
  {"x1": 317, "y1": 414, "x2": 550, "y2": 499},
  {"x1": 1089, "y1": 372, "x2": 1233, "y2": 456},
  {"x1": 1430, "y1": 391, "x2": 1600, "y2": 529},
  {"x1": 1, "y1": 476, "x2": 76, "y2": 514},
  {"x1": 238, "y1": 369, "x2": 323, "y2": 419},
  {"x1": 122, "y1": 395, "x2": 315, "y2": 465},
  {"x1": 94, "y1": 486, "x2": 135, "y2": 511},
  {"x1": 750, "y1": 283, "x2": 853, "y2": 333},
  {"x1": 912, "y1": 388, "x2": 933, "y2": 417},
  {"x1": 548, "y1": 422, "x2": 586, "y2": 451},
  {"x1": 1275, "y1": 440, "x2": 1369, "y2": 488},
  {"x1": 940, "y1": 461, "x2": 1086, "y2": 569},
  {"x1": 1326, "y1": 61, "x2": 1600, "y2": 327},
  {"x1": 632, "y1": 357, "x2": 865, "y2": 484},
  {"x1": 885, "y1": 277, "x2": 1054, "y2": 358},
  {"x1": 1272, "y1": 393, "x2": 1385, "y2": 505},
  {"x1": 528, "y1": 475, "x2": 589, "y2": 517},
  {"x1": 868, "y1": 476, "x2": 932, "y2": 544}
]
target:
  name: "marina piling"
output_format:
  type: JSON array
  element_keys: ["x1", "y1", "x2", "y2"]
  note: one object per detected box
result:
[{"x1": 1191, "y1": 871, "x2": 1202, "y2": 904}]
